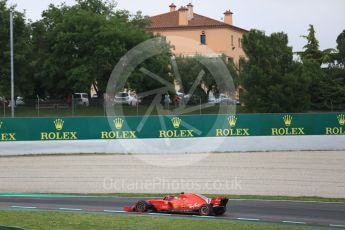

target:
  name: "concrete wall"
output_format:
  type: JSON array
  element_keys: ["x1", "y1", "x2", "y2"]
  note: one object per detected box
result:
[
  {"x1": 153, "y1": 27, "x2": 246, "y2": 64},
  {"x1": 1, "y1": 136, "x2": 345, "y2": 156}
]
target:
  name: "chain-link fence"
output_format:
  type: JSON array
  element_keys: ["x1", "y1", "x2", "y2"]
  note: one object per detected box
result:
[
  {"x1": 0, "y1": 93, "x2": 241, "y2": 118},
  {"x1": 1, "y1": 96, "x2": 104, "y2": 118}
]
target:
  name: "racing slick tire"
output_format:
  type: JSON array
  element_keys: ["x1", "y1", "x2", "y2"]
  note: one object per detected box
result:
[
  {"x1": 135, "y1": 200, "x2": 149, "y2": 213},
  {"x1": 199, "y1": 204, "x2": 214, "y2": 216}
]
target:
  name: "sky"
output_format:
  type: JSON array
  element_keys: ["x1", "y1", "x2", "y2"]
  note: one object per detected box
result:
[{"x1": 7, "y1": 0, "x2": 345, "y2": 52}]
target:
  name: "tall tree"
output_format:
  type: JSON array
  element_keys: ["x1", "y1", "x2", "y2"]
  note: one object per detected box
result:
[
  {"x1": 299, "y1": 25, "x2": 345, "y2": 110},
  {"x1": 336, "y1": 30, "x2": 345, "y2": 65},
  {"x1": 241, "y1": 29, "x2": 311, "y2": 113},
  {"x1": 311, "y1": 30, "x2": 345, "y2": 111},
  {"x1": 173, "y1": 56, "x2": 237, "y2": 105},
  {"x1": 300, "y1": 24, "x2": 333, "y2": 65},
  {"x1": 174, "y1": 56, "x2": 212, "y2": 104},
  {"x1": 300, "y1": 25, "x2": 321, "y2": 63},
  {"x1": 30, "y1": 0, "x2": 173, "y2": 98}
]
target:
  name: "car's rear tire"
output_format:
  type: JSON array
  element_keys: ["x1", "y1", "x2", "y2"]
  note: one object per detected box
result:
[
  {"x1": 135, "y1": 200, "x2": 149, "y2": 213},
  {"x1": 199, "y1": 204, "x2": 214, "y2": 216}
]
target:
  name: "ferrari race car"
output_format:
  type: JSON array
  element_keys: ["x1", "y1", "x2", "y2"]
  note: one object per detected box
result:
[{"x1": 123, "y1": 193, "x2": 228, "y2": 216}]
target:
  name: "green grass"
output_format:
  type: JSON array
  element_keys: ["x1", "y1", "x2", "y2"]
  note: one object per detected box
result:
[
  {"x1": 1, "y1": 192, "x2": 344, "y2": 203},
  {"x1": 1, "y1": 104, "x2": 243, "y2": 117},
  {"x1": 1, "y1": 103, "x2": 341, "y2": 118},
  {"x1": 88, "y1": 193, "x2": 345, "y2": 203},
  {"x1": 0, "y1": 211, "x2": 315, "y2": 230},
  {"x1": 219, "y1": 194, "x2": 345, "y2": 203}
]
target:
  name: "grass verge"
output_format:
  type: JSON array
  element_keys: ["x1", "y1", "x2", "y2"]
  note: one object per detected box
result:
[
  {"x1": 0, "y1": 211, "x2": 315, "y2": 230},
  {"x1": 1, "y1": 104, "x2": 246, "y2": 117},
  {"x1": 68, "y1": 193, "x2": 345, "y2": 203},
  {"x1": 1, "y1": 192, "x2": 344, "y2": 203}
]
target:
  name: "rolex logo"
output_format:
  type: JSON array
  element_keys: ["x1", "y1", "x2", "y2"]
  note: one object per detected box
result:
[
  {"x1": 114, "y1": 118, "x2": 124, "y2": 130},
  {"x1": 54, "y1": 119, "x2": 64, "y2": 131},
  {"x1": 171, "y1": 117, "x2": 182, "y2": 129},
  {"x1": 338, "y1": 114, "x2": 345, "y2": 126},
  {"x1": 54, "y1": 119, "x2": 65, "y2": 131},
  {"x1": 228, "y1": 116, "x2": 237, "y2": 127},
  {"x1": 283, "y1": 115, "x2": 293, "y2": 127}
]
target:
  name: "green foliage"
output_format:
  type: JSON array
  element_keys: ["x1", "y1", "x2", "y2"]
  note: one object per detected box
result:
[
  {"x1": 300, "y1": 24, "x2": 334, "y2": 65},
  {"x1": 302, "y1": 59, "x2": 325, "y2": 109},
  {"x1": 299, "y1": 27, "x2": 345, "y2": 111},
  {"x1": 310, "y1": 67, "x2": 345, "y2": 110},
  {"x1": 241, "y1": 30, "x2": 311, "y2": 113},
  {"x1": 1, "y1": 0, "x2": 343, "y2": 114},
  {"x1": 336, "y1": 30, "x2": 345, "y2": 65},
  {"x1": 126, "y1": 38, "x2": 173, "y2": 97},
  {"x1": 28, "y1": 0, "x2": 172, "y2": 98},
  {"x1": 310, "y1": 30, "x2": 345, "y2": 111},
  {"x1": 173, "y1": 56, "x2": 237, "y2": 105},
  {"x1": 174, "y1": 56, "x2": 211, "y2": 104},
  {"x1": 300, "y1": 25, "x2": 322, "y2": 63}
]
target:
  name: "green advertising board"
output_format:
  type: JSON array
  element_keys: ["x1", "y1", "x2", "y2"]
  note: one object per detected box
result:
[{"x1": 0, "y1": 113, "x2": 344, "y2": 142}]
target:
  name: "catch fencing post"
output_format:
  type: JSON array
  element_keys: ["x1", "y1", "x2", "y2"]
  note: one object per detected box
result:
[
  {"x1": 37, "y1": 95, "x2": 40, "y2": 117},
  {"x1": 10, "y1": 11, "x2": 15, "y2": 117},
  {"x1": 72, "y1": 94, "x2": 75, "y2": 116},
  {"x1": 200, "y1": 98, "x2": 202, "y2": 115}
]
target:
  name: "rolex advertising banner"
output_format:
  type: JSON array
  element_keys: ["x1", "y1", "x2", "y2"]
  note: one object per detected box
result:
[{"x1": 0, "y1": 113, "x2": 344, "y2": 142}]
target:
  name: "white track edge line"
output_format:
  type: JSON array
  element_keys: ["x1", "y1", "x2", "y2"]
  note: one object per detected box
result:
[
  {"x1": 329, "y1": 224, "x2": 345, "y2": 228},
  {"x1": 237, "y1": 218, "x2": 260, "y2": 221},
  {"x1": 282, "y1": 221, "x2": 306, "y2": 224},
  {"x1": 58, "y1": 208, "x2": 82, "y2": 211},
  {"x1": 11, "y1": 206, "x2": 37, "y2": 209}
]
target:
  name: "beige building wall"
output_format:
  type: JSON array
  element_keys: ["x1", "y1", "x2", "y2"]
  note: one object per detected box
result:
[{"x1": 152, "y1": 28, "x2": 246, "y2": 64}]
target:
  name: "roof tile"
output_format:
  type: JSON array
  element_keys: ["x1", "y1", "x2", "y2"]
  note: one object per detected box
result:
[{"x1": 148, "y1": 11, "x2": 247, "y2": 32}]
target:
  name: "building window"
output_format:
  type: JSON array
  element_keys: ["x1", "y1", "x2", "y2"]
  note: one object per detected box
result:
[
  {"x1": 231, "y1": 35, "x2": 234, "y2": 46},
  {"x1": 227, "y1": 57, "x2": 234, "y2": 63},
  {"x1": 200, "y1": 31, "x2": 206, "y2": 45}
]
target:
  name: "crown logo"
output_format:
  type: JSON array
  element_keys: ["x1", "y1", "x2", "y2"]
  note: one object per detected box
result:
[
  {"x1": 0, "y1": 121, "x2": 3, "y2": 129},
  {"x1": 228, "y1": 116, "x2": 237, "y2": 127},
  {"x1": 171, "y1": 117, "x2": 182, "y2": 129},
  {"x1": 283, "y1": 115, "x2": 293, "y2": 127},
  {"x1": 54, "y1": 119, "x2": 64, "y2": 131},
  {"x1": 114, "y1": 118, "x2": 124, "y2": 130},
  {"x1": 338, "y1": 114, "x2": 345, "y2": 126}
]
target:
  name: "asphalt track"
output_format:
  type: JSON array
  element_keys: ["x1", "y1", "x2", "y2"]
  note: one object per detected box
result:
[{"x1": 0, "y1": 196, "x2": 344, "y2": 228}]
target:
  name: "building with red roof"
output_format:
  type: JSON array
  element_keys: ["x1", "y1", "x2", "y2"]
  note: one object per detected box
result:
[{"x1": 148, "y1": 3, "x2": 248, "y2": 64}]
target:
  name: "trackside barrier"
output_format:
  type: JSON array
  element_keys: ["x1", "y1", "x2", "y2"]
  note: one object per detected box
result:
[{"x1": 0, "y1": 113, "x2": 344, "y2": 142}]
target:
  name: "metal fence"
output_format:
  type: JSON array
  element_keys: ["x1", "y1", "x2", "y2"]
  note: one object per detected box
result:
[
  {"x1": 1, "y1": 98, "x2": 103, "y2": 118},
  {"x1": 0, "y1": 96, "x2": 239, "y2": 118},
  {"x1": 2, "y1": 96, "x2": 344, "y2": 118}
]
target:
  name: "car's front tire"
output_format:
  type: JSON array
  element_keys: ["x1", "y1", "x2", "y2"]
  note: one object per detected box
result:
[
  {"x1": 199, "y1": 204, "x2": 214, "y2": 216},
  {"x1": 135, "y1": 200, "x2": 149, "y2": 213}
]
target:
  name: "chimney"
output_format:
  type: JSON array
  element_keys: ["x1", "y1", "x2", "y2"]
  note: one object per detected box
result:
[
  {"x1": 169, "y1": 3, "x2": 176, "y2": 12},
  {"x1": 178, "y1": 7, "x2": 188, "y2": 26},
  {"x1": 224, "y1": 10, "x2": 233, "y2": 25},
  {"x1": 187, "y1": 3, "x2": 194, "y2": 20}
]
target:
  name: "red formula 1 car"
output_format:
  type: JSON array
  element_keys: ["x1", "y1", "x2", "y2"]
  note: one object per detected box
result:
[{"x1": 123, "y1": 193, "x2": 228, "y2": 216}]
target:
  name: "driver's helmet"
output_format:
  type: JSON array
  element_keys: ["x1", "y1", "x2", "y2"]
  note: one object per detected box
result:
[{"x1": 163, "y1": 195, "x2": 175, "y2": 201}]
